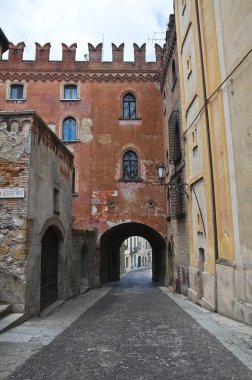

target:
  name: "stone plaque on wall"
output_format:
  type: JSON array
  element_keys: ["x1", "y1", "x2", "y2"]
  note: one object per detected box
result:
[{"x1": 0, "y1": 188, "x2": 25, "y2": 198}]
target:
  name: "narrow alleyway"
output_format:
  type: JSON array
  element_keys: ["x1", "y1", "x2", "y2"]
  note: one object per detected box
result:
[{"x1": 3, "y1": 269, "x2": 252, "y2": 379}]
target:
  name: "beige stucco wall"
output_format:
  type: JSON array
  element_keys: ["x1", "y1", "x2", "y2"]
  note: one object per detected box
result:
[{"x1": 175, "y1": 0, "x2": 252, "y2": 324}]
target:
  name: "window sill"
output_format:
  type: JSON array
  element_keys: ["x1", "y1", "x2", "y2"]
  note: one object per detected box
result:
[
  {"x1": 62, "y1": 139, "x2": 80, "y2": 144},
  {"x1": 119, "y1": 178, "x2": 143, "y2": 183},
  {"x1": 118, "y1": 117, "x2": 141, "y2": 121},
  {"x1": 72, "y1": 192, "x2": 79, "y2": 197},
  {"x1": 60, "y1": 98, "x2": 80, "y2": 101},
  {"x1": 6, "y1": 98, "x2": 27, "y2": 102}
]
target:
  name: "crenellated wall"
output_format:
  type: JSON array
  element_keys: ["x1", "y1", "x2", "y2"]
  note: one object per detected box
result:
[{"x1": 0, "y1": 40, "x2": 162, "y2": 68}]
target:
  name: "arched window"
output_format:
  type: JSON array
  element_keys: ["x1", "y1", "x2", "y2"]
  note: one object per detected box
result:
[
  {"x1": 62, "y1": 117, "x2": 76, "y2": 141},
  {"x1": 123, "y1": 150, "x2": 138, "y2": 181},
  {"x1": 123, "y1": 93, "x2": 136, "y2": 119}
]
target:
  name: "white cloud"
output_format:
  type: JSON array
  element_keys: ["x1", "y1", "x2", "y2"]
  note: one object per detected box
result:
[{"x1": 1, "y1": 0, "x2": 173, "y2": 61}]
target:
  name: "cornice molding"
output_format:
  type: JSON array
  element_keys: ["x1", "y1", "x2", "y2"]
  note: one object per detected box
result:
[{"x1": 0, "y1": 70, "x2": 160, "y2": 83}]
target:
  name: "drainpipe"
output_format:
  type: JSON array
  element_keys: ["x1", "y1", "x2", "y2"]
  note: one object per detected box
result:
[{"x1": 195, "y1": 0, "x2": 219, "y2": 261}]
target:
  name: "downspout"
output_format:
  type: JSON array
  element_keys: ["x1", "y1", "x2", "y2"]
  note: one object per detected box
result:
[{"x1": 195, "y1": 0, "x2": 219, "y2": 261}]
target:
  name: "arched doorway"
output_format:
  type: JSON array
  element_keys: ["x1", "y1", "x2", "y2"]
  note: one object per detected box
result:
[
  {"x1": 100, "y1": 222, "x2": 166, "y2": 285},
  {"x1": 138, "y1": 256, "x2": 141, "y2": 268},
  {"x1": 40, "y1": 227, "x2": 59, "y2": 311}
]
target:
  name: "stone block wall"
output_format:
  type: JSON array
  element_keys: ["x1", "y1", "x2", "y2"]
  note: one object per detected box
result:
[{"x1": 0, "y1": 115, "x2": 30, "y2": 311}]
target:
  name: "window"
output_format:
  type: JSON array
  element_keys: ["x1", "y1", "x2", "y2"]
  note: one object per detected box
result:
[
  {"x1": 64, "y1": 85, "x2": 77, "y2": 100},
  {"x1": 123, "y1": 150, "x2": 138, "y2": 181},
  {"x1": 62, "y1": 117, "x2": 76, "y2": 141},
  {"x1": 172, "y1": 60, "x2": 176, "y2": 85},
  {"x1": 174, "y1": 121, "x2": 182, "y2": 163},
  {"x1": 72, "y1": 167, "x2": 78, "y2": 194},
  {"x1": 123, "y1": 93, "x2": 136, "y2": 119},
  {"x1": 168, "y1": 111, "x2": 182, "y2": 164},
  {"x1": 170, "y1": 176, "x2": 185, "y2": 219},
  {"x1": 10, "y1": 84, "x2": 24, "y2": 99}
]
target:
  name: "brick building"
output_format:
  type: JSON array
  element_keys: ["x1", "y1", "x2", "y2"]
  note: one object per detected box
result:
[
  {"x1": 0, "y1": 30, "x2": 167, "y2": 304},
  {"x1": 160, "y1": 15, "x2": 189, "y2": 295}
]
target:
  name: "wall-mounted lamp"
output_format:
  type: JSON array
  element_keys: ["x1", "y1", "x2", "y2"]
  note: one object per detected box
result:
[
  {"x1": 156, "y1": 162, "x2": 189, "y2": 197},
  {"x1": 156, "y1": 163, "x2": 166, "y2": 183}
]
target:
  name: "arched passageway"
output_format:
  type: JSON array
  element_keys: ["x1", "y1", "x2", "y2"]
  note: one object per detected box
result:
[{"x1": 100, "y1": 222, "x2": 166, "y2": 285}]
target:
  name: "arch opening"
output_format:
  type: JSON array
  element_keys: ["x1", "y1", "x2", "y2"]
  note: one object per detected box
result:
[
  {"x1": 120, "y1": 236, "x2": 152, "y2": 274},
  {"x1": 100, "y1": 222, "x2": 166, "y2": 285}
]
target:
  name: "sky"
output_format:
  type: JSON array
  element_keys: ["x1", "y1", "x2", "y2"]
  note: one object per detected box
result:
[{"x1": 1, "y1": 0, "x2": 174, "y2": 62}]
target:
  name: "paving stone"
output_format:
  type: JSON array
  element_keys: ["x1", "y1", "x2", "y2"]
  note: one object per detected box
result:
[{"x1": 5, "y1": 269, "x2": 252, "y2": 380}]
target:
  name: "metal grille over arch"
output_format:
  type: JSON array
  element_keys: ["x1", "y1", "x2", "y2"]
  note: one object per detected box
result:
[
  {"x1": 100, "y1": 222, "x2": 166, "y2": 285},
  {"x1": 40, "y1": 226, "x2": 59, "y2": 311}
]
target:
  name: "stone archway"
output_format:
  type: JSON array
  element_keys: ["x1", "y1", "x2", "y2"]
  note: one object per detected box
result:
[{"x1": 100, "y1": 222, "x2": 166, "y2": 285}]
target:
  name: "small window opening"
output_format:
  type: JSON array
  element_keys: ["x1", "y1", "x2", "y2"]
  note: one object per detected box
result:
[
  {"x1": 10, "y1": 84, "x2": 24, "y2": 99},
  {"x1": 64, "y1": 85, "x2": 77, "y2": 100},
  {"x1": 172, "y1": 60, "x2": 176, "y2": 84},
  {"x1": 53, "y1": 188, "x2": 60, "y2": 214}
]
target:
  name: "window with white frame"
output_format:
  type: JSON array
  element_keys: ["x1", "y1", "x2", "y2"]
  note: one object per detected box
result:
[
  {"x1": 62, "y1": 117, "x2": 77, "y2": 141},
  {"x1": 64, "y1": 84, "x2": 77, "y2": 100}
]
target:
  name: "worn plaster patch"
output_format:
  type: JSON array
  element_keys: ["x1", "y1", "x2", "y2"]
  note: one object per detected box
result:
[
  {"x1": 91, "y1": 191, "x2": 118, "y2": 223},
  {"x1": 0, "y1": 123, "x2": 31, "y2": 161},
  {"x1": 98, "y1": 134, "x2": 111, "y2": 144},
  {"x1": 79, "y1": 118, "x2": 93, "y2": 142}
]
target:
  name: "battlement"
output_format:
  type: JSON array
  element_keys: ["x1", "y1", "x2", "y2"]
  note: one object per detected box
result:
[{"x1": 0, "y1": 38, "x2": 163, "y2": 66}]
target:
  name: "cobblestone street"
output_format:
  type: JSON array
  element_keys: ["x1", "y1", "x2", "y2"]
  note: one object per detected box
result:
[{"x1": 1, "y1": 269, "x2": 252, "y2": 379}]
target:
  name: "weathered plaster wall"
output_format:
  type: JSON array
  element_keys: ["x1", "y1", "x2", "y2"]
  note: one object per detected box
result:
[
  {"x1": 213, "y1": 0, "x2": 252, "y2": 325},
  {"x1": 72, "y1": 228, "x2": 97, "y2": 290},
  {"x1": 175, "y1": 0, "x2": 252, "y2": 323},
  {"x1": 0, "y1": 111, "x2": 74, "y2": 316},
  {"x1": 25, "y1": 113, "x2": 74, "y2": 316}
]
